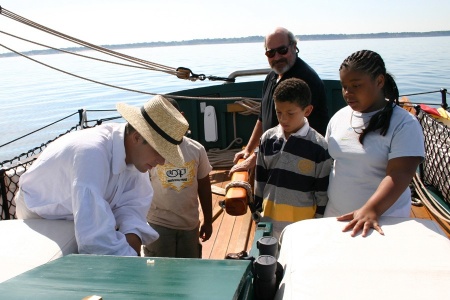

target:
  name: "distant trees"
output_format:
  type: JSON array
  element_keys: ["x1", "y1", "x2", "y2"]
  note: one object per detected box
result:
[{"x1": 1, "y1": 31, "x2": 449, "y2": 58}]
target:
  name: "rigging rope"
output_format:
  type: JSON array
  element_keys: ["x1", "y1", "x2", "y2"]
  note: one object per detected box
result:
[
  {"x1": 0, "y1": 30, "x2": 170, "y2": 72},
  {"x1": 412, "y1": 173, "x2": 450, "y2": 223},
  {"x1": 0, "y1": 7, "x2": 177, "y2": 74},
  {"x1": 0, "y1": 42, "x2": 259, "y2": 102},
  {"x1": 0, "y1": 7, "x2": 234, "y2": 82},
  {"x1": 0, "y1": 111, "x2": 79, "y2": 148}
]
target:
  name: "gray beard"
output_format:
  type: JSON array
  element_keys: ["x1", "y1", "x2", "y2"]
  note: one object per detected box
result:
[
  {"x1": 271, "y1": 59, "x2": 292, "y2": 75},
  {"x1": 273, "y1": 64, "x2": 291, "y2": 75}
]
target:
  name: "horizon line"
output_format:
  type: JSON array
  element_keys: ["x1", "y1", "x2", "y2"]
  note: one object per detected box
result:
[{"x1": 1, "y1": 30, "x2": 449, "y2": 58}]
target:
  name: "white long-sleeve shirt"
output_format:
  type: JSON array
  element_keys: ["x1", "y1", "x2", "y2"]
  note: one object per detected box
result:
[{"x1": 19, "y1": 123, "x2": 158, "y2": 256}]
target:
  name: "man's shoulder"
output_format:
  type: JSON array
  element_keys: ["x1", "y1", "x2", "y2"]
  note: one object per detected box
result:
[
  {"x1": 289, "y1": 57, "x2": 322, "y2": 81},
  {"x1": 183, "y1": 136, "x2": 203, "y2": 146}
]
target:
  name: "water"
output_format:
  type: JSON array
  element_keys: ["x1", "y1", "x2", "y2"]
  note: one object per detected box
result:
[{"x1": 1, "y1": 36, "x2": 450, "y2": 162}]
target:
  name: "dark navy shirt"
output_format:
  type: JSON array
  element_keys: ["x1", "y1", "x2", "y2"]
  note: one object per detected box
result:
[{"x1": 259, "y1": 57, "x2": 329, "y2": 135}]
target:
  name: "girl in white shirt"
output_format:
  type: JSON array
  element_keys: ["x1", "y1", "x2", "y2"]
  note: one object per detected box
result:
[{"x1": 324, "y1": 50, "x2": 425, "y2": 237}]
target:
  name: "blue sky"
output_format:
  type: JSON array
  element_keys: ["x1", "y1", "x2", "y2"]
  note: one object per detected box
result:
[{"x1": 1, "y1": 0, "x2": 450, "y2": 52}]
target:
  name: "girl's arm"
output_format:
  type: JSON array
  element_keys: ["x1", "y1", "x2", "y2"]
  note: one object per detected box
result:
[{"x1": 338, "y1": 156, "x2": 421, "y2": 237}]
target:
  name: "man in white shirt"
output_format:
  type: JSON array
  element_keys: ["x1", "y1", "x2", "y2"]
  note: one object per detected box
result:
[{"x1": 15, "y1": 95, "x2": 189, "y2": 256}]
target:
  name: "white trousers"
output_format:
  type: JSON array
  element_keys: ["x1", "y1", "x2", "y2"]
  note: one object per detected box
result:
[{"x1": 14, "y1": 188, "x2": 42, "y2": 219}]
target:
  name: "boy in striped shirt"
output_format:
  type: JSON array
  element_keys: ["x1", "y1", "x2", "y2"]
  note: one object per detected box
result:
[{"x1": 254, "y1": 78, "x2": 332, "y2": 239}]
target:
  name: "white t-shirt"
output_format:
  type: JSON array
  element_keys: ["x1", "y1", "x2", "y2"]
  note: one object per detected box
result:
[
  {"x1": 324, "y1": 105, "x2": 425, "y2": 217},
  {"x1": 148, "y1": 137, "x2": 212, "y2": 230},
  {"x1": 19, "y1": 123, "x2": 158, "y2": 256}
]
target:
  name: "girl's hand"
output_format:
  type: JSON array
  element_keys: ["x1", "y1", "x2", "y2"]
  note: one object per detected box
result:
[{"x1": 337, "y1": 208, "x2": 384, "y2": 237}]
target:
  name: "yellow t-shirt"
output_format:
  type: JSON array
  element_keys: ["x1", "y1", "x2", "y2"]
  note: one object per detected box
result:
[{"x1": 147, "y1": 137, "x2": 212, "y2": 230}]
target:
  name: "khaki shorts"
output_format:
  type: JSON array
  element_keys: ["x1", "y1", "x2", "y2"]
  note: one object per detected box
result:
[{"x1": 143, "y1": 223, "x2": 201, "y2": 258}]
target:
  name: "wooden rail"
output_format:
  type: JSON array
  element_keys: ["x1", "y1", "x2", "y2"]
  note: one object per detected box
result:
[{"x1": 222, "y1": 159, "x2": 250, "y2": 216}]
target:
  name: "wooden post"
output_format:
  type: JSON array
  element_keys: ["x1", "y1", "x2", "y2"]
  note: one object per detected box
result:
[{"x1": 223, "y1": 159, "x2": 249, "y2": 216}]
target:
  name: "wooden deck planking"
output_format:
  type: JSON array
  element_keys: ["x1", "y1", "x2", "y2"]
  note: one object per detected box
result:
[
  {"x1": 199, "y1": 169, "x2": 259, "y2": 259},
  {"x1": 410, "y1": 203, "x2": 450, "y2": 239},
  {"x1": 199, "y1": 169, "x2": 227, "y2": 259},
  {"x1": 201, "y1": 211, "x2": 224, "y2": 259},
  {"x1": 410, "y1": 204, "x2": 433, "y2": 219},
  {"x1": 209, "y1": 211, "x2": 238, "y2": 258},
  {"x1": 229, "y1": 210, "x2": 254, "y2": 253}
]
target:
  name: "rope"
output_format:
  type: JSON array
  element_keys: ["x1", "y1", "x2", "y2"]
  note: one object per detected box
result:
[
  {"x1": 223, "y1": 179, "x2": 261, "y2": 222},
  {"x1": 207, "y1": 138, "x2": 243, "y2": 168},
  {"x1": 411, "y1": 197, "x2": 423, "y2": 206},
  {"x1": 401, "y1": 90, "x2": 443, "y2": 97},
  {"x1": 0, "y1": 30, "x2": 173, "y2": 73},
  {"x1": 0, "y1": 111, "x2": 79, "y2": 148},
  {"x1": 0, "y1": 8, "x2": 234, "y2": 82},
  {"x1": 204, "y1": 100, "x2": 260, "y2": 168},
  {"x1": 225, "y1": 180, "x2": 253, "y2": 200},
  {"x1": 0, "y1": 44, "x2": 162, "y2": 96},
  {"x1": 0, "y1": 8, "x2": 177, "y2": 74},
  {"x1": 0, "y1": 43, "x2": 262, "y2": 102},
  {"x1": 412, "y1": 173, "x2": 450, "y2": 223},
  {"x1": 234, "y1": 99, "x2": 261, "y2": 115}
]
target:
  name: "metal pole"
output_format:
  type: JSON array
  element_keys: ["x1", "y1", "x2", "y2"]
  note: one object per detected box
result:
[
  {"x1": 0, "y1": 168, "x2": 10, "y2": 220},
  {"x1": 440, "y1": 88, "x2": 448, "y2": 109}
]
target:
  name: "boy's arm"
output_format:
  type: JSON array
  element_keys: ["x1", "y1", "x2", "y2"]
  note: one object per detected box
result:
[
  {"x1": 125, "y1": 233, "x2": 142, "y2": 256},
  {"x1": 254, "y1": 142, "x2": 267, "y2": 211},
  {"x1": 198, "y1": 175, "x2": 213, "y2": 242},
  {"x1": 314, "y1": 148, "x2": 333, "y2": 218}
]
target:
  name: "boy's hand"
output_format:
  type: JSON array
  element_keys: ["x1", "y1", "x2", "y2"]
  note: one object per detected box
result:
[{"x1": 200, "y1": 223, "x2": 213, "y2": 242}]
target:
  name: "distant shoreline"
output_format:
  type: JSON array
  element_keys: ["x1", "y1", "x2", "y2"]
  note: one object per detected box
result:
[{"x1": 1, "y1": 30, "x2": 449, "y2": 58}]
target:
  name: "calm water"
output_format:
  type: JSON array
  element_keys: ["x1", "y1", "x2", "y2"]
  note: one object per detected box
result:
[{"x1": 1, "y1": 36, "x2": 450, "y2": 162}]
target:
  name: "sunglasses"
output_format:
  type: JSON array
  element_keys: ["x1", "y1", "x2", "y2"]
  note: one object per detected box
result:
[{"x1": 265, "y1": 43, "x2": 292, "y2": 58}]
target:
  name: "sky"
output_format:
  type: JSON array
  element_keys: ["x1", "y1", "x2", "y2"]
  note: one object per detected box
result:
[{"x1": 1, "y1": 0, "x2": 450, "y2": 53}]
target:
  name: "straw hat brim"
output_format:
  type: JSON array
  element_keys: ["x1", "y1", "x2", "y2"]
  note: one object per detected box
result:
[{"x1": 116, "y1": 98, "x2": 188, "y2": 167}]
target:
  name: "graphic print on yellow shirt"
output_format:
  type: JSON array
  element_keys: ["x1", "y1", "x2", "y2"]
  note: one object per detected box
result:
[{"x1": 156, "y1": 160, "x2": 196, "y2": 192}]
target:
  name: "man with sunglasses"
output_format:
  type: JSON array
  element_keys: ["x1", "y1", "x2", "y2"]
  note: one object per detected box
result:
[{"x1": 231, "y1": 27, "x2": 329, "y2": 174}]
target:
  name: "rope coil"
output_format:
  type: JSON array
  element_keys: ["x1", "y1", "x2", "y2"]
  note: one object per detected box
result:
[
  {"x1": 412, "y1": 174, "x2": 450, "y2": 223},
  {"x1": 223, "y1": 180, "x2": 261, "y2": 222},
  {"x1": 224, "y1": 180, "x2": 253, "y2": 200}
]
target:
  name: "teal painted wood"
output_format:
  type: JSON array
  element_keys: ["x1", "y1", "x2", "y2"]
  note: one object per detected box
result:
[
  {"x1": 249, "y1": 222, "x2": 273, "y2": 258},
  {"x1": 170, "y1": 80, "x2": 345, "y2": 151},
  {"x1": 0, "y1": 254, "x2": 252, "y2": 300},
  {"x1": 322, "y1": 79, "x2": 346, "y2": 118},
  {"x1": 169, "y1": 81, "x2": 263, "y2": 150}
]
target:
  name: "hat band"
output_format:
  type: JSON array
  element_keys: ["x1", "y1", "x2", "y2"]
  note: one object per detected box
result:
[{"x1": 140, "y1": 107, "x2": 182, "y2": 145}]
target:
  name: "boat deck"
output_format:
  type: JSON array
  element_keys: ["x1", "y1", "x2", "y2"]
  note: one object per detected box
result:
[
  {"x1": 202, "y1": 168, "x2": 450, "y2": 260},
  {"x1": 201, "y1": 168, "x2": 256, "y2": 259}
]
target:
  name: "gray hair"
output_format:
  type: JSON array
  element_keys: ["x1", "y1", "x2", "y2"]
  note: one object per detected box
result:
[{"x1": 264, "y1": 27, "x2": 299, "y2": 49}]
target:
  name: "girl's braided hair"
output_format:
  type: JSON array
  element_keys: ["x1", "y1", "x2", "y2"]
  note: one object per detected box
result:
[{"x1": 340, "y1": 50, "x2": 399, "y2": 144}]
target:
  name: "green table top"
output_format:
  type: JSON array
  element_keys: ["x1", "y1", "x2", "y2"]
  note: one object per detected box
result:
[{"x1": 0, "y1": 254, "x2": 252, "y2": 300}]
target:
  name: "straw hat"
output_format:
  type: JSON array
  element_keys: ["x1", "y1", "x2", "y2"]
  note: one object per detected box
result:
[{"x1": 117, "y1": 95, "x2": 189, "y2": 167}]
